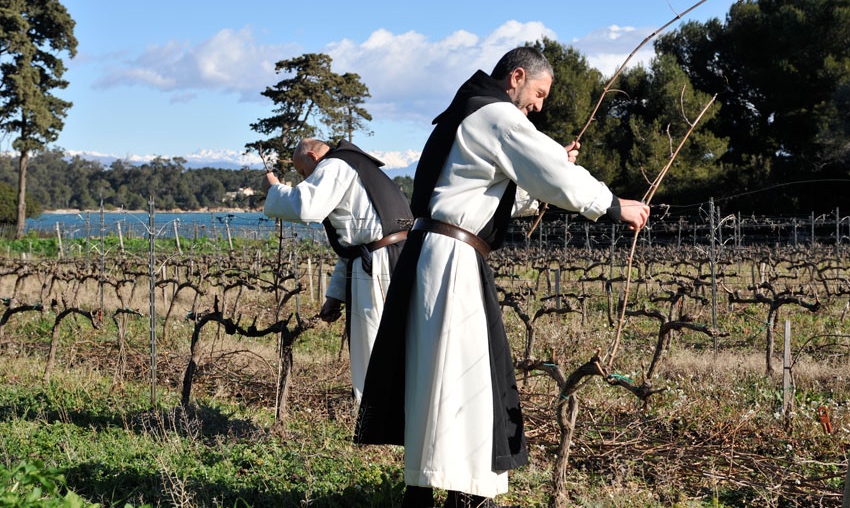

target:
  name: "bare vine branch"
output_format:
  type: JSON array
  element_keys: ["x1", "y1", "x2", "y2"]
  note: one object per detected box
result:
[
  {"x1": 606, "y1": 93, "x2": 718, "y2": 369},
  {"x1": 575, "y1": 0, "x2": 709, "y2": 143},
  {"x1": 527, "y1": 0, "x2": 709, "y2": 238}
]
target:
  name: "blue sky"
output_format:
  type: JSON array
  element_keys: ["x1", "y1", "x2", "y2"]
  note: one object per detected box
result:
[{"x1": 42, "y1": 0, "x2": 737, "y2": 171}]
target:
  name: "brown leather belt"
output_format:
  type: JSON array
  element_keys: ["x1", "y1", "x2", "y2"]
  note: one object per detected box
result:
[
  {"x1": 411, "y1": 217, "x2": 491, "y2": 257},
  {"x1": 366, "y1": 230, "x2": 408, "y2": 252}
]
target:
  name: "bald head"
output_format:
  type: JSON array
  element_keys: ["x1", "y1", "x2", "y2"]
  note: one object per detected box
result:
[{"x1": 293, "y1": 138, "x2": 330, "y2": 178}]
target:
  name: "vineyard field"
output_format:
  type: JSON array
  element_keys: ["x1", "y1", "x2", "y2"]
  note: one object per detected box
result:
[{"x1": 0, "y1": 230, "x2": 848, "y2": 507}]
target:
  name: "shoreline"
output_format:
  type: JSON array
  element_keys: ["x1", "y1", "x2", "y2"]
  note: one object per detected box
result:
[{"x1": 40, "y1": 207, "x2": 260, "y2": 215}]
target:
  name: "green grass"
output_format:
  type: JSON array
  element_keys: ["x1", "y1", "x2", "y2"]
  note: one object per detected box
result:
[
  {"x1": 0, "y1": 230, "x2": 332, "y2": 260},
  {"x1": 4, "y1": 342, "x2": 841, "y2": 507},
  {"x1": 0, "y1": 355, "x2": 405, "y2": 507}
]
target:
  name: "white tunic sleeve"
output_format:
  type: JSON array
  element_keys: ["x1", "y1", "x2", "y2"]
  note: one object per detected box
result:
[
  {"x1": 263, "y1": 159, "x2": 355, "y2": 224},
  {"x1": 263, "y1": 158, "x2": 384, "y2": 247},
  {"x1": 428, "y1": 102, "x2": 613, "y2": 234},
  {"x1": 326, "y1": 256, "x2": 348, "y2": 301},
  {"x1": 512, "y1": 187, "x2": 539, "y2": 218},
  {"x1": 490, "y1": 103, "x2": 613, "y2": 220}
]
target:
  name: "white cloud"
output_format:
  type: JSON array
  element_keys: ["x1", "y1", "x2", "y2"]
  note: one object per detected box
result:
[
  {"x1": 94, "y1": 27, "x2": 300, "y2": 102},
  {"x1": 327, "y1": 21, "x2": 557, "y2": 122},
  {"x1": 92, "y1": 21, "x2": 559, "y2": 121},
  {"x1": 184, "y1": 148, "x2": 265, "y2": 167},
  {"x1": 65, "y1": 148, "x2": 266, "y2": 169},
  {"x1": 586, "y1": 50, "x2": 655, "y2": 77},
  {"x1": 83, "y1": 20, "x2": 654, "y2": 160},
  {"x1": 63, "y1": 147, "x2": 417, "y2": 172},
  {"x1": 65, "y1": 149, "x2": 113, "y2": 158},
  {"x1": 570, "y1": 25, "x2": 657, "y2": 76}
]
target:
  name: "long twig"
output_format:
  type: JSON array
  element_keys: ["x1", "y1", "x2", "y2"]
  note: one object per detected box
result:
[
  {"x1": 575, "y1": 0, "x2": 709, "y2": 144},
  {"x1": 605, "y1": 93, "x2": 717, "y2": 368},
  {"x1": 527, "y1": 0, "x2": 709, "y2": 238}
]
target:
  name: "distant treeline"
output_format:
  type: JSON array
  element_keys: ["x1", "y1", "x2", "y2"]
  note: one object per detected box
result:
[{"x1": 0, "y1": 149, "x2": 415, "y2": 216}]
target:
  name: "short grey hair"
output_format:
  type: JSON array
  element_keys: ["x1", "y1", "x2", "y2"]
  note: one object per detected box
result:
[
  {"x1": 490, "y1": 46, "x2": 553, "y2": 81},
  {"x1": 294, "y1": 138, "x2": 326, "y2": 158}
]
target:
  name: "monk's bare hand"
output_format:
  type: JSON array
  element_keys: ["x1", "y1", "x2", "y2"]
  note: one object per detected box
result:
[
  {"x1": 617, "y1": 198, "x2": 650, "y2": 231},
  {"x1": 564, "y1": 141, "x2": 581, "y2": 163},
  {"x1": 261, "y1": 171, "x2": 279, "y2": 193},
  {"x1": 319, "y1": 297, "x2": 343, "y2": 323}
]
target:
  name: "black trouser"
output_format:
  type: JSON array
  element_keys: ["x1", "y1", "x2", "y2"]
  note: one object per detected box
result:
[{"x1": 402, "y1": 486, "x2": 490, "y2": 508}]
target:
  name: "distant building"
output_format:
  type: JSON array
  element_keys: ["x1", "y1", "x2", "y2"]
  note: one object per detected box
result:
[{"x1": 224, "y1": 187, "x2": 256, "y2": 201}]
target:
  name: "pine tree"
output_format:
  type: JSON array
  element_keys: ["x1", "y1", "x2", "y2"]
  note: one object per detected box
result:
[
  {"x1": 0, "y1": 0, "x2": 77, "y2": 237},
  {"x1": 247, "y1": 53, "x2": 372, "y2": 171}
]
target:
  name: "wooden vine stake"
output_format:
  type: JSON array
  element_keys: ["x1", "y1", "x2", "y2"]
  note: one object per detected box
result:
[{"x1": 527, "y1": 0, "x2": 710, "y2": 238}]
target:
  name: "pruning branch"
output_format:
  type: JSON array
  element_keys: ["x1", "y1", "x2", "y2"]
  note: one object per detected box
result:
[{"x1": 527, "y1": 0, "x2": 709, "y2": 238}]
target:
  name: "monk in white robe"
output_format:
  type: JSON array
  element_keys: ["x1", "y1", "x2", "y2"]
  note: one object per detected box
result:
[
  {"x1": 263, "y1": 138, "x2": 412, "y2": 403},
  {"x1": 357, "y1": 48, "x2": 649, "y2": 508}
]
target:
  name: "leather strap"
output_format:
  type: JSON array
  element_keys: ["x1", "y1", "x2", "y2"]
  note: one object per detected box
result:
[
  {"x1": 366, "y1": 230, "x2": 408, "y2": 252},
  {"x1": 411, "y1": 217, "x2": 491, "y2": 258}
]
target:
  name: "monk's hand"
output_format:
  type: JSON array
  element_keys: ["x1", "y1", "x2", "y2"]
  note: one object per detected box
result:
[
  {"x1": 261, "y1": 171, "x2": 279, "y2": 193},
  {"x1": 319, "y1": 297, "x2": 343, "y2": 323},
  {"x1": 618, "y1": 198, "x2": 650, "y2": 231},
  {"x1": 565, "y1": 141, "x2": 581, "y2": 163}
]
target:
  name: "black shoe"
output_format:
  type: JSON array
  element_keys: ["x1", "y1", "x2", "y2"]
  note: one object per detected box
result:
[
  {"x1": 402, "y1": 486, "x2": 434, "y2": 508},
  {"x1": 443, "y1": 491, "x2": 493, "y2": 508},
  {"x1": 445, "y1": 491, "x2": 522, "y2": 508}
]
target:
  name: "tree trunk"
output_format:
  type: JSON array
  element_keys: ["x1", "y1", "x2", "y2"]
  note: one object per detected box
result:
[
  {"x1": 765, "y1": 308, "x2": 776, "y2": 375},
  {"x1": 274, "y1": 338, "x2": 294, "y2": 427},
  {"x1": 181, "y1": 316, "x2": 207, "y2": 407},
  {"x1": 15, "y1": 150, "x2": 29, "y2": 239},
  {"x1": 549, "y1": 394, "x2": 579, "y2": 508}
]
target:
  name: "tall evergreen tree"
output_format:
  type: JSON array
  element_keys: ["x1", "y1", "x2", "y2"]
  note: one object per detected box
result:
[
  {"x1": 326, "y1": 72, "x2": 373, "y2": 142},
  {"x1": 247, "y1": 53, "x2": 372, "y2": 171},
  {"x1": 0, "y1": 0, "x2": 77, "y2": 237},
  {"x1": 614, "y1": 55, "x2": 726, "y2": 203},
  {"x1": 528, "y1": 38, "x2": 725, "y2": 205},
  {"x1": 656, "y1": 0, "x2": 850, "y2": 211}
]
